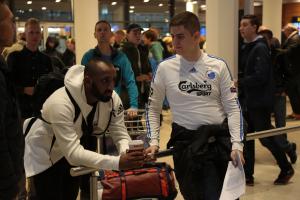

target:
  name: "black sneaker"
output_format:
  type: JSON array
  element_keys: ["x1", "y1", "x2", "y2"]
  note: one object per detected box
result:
[
  {"x1": 274, "y1": 168, "x2": 294, "y2": 185},
  {"x1": 287, "y1": 143, "x2": 297, "y2": 164},
  {"x1": 246, "y1": 176, "x2": 254, "y2": 186}
]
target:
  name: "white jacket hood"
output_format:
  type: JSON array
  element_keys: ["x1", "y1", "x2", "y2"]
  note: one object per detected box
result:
[{"x1": 64, "y1": 65, "x2": 93, "y2": 120}]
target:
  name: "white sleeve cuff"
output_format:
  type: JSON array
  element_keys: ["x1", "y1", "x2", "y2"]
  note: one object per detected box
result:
[
  {"x1": 232, "y1": 142, "x2": 244, "y2": 152},
  {"x1": 149, "y1": 139, "x2": 159, "y2": 147},
  {"x1": 111, "y1": 155, "x2": 120, "y2": 171}
]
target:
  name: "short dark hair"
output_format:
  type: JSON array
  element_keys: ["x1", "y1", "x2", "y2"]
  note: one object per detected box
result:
[
  {"x1": 45, "y1": 36, "x2": 59, "y2": 49},
  {"x1": 143, "y1": 30, "x2": 158, "y2": 42},
  {"x1": 170, "y1": 11, "x2": 200, "y2": 35},
  {"x1": 242, "y1": 15, "x2": 260, "y2": 33},
  {"x1": 84, "y1": 57, "x2": 114, "y2": 76},
  {"x1": 95, "y1": 20, "x2": 111, "y2": 31}
]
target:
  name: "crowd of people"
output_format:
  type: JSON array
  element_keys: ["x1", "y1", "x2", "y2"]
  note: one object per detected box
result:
[{"x1": 0, "y1": 0, "x2": 299, "y2": 199}]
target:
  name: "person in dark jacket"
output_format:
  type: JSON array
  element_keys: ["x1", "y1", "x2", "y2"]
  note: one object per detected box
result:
[
  {"x1": 43, "y1": 36, "x2": 65, "y2": 72},
  {"x1": 0, "y1": 1, "x2": 25, "y2": 199},
  {"x1": 62, "y1": 38, "x2": 76, "y2": 67},
  {"x1": 239, "y1": 15, "x2": 294, "y2": 186},
  {"x1": 121, "y1": 23, "x2": 152, "y2": 109},
  {"x1": 7, "y1": 18, "x2": 53, "y2": 121},
  {"x1": 277, "y1": 23, "x2": 300, "y2": 120},
  {"x1": 258, "y1": 28, "x2": 297, "y2": 164}
]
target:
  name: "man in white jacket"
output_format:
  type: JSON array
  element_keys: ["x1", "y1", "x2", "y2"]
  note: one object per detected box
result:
[{"x1": 24, "y1": 57, "x2": 144, "y2": 200}]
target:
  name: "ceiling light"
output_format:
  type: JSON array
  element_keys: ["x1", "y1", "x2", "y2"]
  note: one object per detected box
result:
[
  {"x1": 159, "y1": 3, "x2": 163, "y2": 7},
  {"x1": 130, "y1": 6, "x2": 135, "y2": 9},
  {"x1": 254, "y1": 2, "x2": 262, "y2": 6},
  {"x1": 27, "y1": 1, "x2": 32, "y2": 4},
  {"x1": 41, "y1": 6, "x2": 47, "y2": 10},
  {"x1": 192, "y1": 1, "x2": 197, "y2": 4},
  {"x1": 200, "y1": 5, "x2": 206, "y2": 9},
  {"x1": 129, "y1": 10, "x2": 134, "y2": 13},
  {"x1": 144, "y1": 0, "x2": 150, "y2": 2},
  {"x1": 111, "y1": 1, "x2": 117, "y2": 5},
  {"x1": 55, "y1": 0, "x2": 61, "y2": 3},
  {"x1": 29, "y1": 8, "x2": 33, "y2": 12}
]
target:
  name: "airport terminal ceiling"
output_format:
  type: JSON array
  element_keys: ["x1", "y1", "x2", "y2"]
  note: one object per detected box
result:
[
  {"x1": 11, "y1": 0, "x2": 300, "y2": 26},
  {"x1": 13, "y1": 0, "x2": 300, "y2": 13}
]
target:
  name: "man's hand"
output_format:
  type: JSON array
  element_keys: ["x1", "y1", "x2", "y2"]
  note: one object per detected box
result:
[
  {"x1": 231, "y1": 149, "x2": 245, "y2": 167},
  {"x1": 119, "y1": 151, "x2": 145, "y2": 170},
  {"x1": 144, "y1": 145, "x2": 159, "y2": 162},
  {"x1": 126, "y1": 108, "x2": 138, "y2": 118}
]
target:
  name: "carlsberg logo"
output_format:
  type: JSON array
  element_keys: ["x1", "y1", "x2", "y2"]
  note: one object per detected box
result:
[{"x1": 178, "y1": 81, "x2": 212, "y2": 96}]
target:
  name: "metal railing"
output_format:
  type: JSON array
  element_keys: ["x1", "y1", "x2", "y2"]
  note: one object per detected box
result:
[{"x1": 246, "y1": 125, "x2": 300, "y2": 141}]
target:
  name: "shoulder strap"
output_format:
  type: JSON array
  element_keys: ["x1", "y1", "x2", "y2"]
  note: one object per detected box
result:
[
  {"x1": 24, "y1": 117, "x2": 38, "y2": 137},
  {"x1": 65, "y1": 87, "x2": 80, "y2": 122},
  {"x1": 49, "y1": 88, "x2": 81, "y2": 156}
]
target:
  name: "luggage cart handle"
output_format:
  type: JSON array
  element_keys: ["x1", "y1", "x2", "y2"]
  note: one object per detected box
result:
[
  {"x1": 70, "y1": 148, "x2": 174, "y2": 176},
  {"x1": 70, "y1": 166, "x2": 97, "y2": 177},
  {"x1": 155, "y1": 148, "x2": 174, "y2": 158}
]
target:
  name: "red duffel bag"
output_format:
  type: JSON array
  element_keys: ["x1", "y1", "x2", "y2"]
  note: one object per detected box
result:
[{"x1": 100, "y1": 162, "x2": 178, "y2": 200}]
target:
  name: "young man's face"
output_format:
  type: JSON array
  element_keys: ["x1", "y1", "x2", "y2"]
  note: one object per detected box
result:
[
  {"x1": 94, "y1": 22, "x2": 112, "y2": 44},
  {"x1": 0, "y1": 4, "x2": 15, "y2": 48},
  {"x1": 25, "y1": 24, "x2": 42, "y2": 48},
  {"x1": 127, "y1": 28, "x2": 142, "y2": 46},
  {"x1": 239, "y1": 19, "x2": 257, "y2": 41},
  {"x1": 170, "y1": 25, "x2": 199, "y2": 56}
]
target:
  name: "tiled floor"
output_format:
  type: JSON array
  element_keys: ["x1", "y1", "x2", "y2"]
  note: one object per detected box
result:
[{"x1": 158, "y1": 107, "x2": 300, "y2": 200}]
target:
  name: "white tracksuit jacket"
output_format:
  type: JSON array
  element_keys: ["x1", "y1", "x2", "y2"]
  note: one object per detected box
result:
[
  {"x1": 146, "y1": 53, "x2": 244, "y2": 151},
  {"x1": 24, "y1": 65, "x2": 131, "y2": 177}
]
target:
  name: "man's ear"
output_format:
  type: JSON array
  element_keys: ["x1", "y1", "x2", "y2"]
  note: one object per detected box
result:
[
  {"x1": 193, "y1": 31, "x2": 200, "y2": 42},
  {"x1": 84, "y1": 75, "x2": 92, "y2": 88}
]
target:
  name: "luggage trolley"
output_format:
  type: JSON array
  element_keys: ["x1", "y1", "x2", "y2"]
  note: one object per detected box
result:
[
  {"x1": 70, "y1": 109, "x2": 173, "y2": 199},
  {"x1": 123, "y1": 109, "x2": 148, "y2": 140},
  {"x1": 70, "y1": 109, "x2": 148, "y2": 200}
]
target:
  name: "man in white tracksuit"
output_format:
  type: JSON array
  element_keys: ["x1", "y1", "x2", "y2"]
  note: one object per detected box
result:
[
  {"x1": 145, "y1": 11, "x2": 245, "y2": 200},
  {"x1": 24, "y1": 58, "x2": 144, "y2": 200}
]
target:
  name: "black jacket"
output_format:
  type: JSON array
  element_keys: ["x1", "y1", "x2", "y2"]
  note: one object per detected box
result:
[
  {"x1": 7, "y1": 47, "x2": 53, "y2": 118},
  {"x1": 239, "y1": 37, "x2": 275, "y2": 109},
  {"x1": 278, "y1": 31, "x2": 300, "y2": 77},
  {"x1": 167, "y1": 122, "x2": 232, "y2": 200},
  {"x1": 121, "y1": 42, "x2": 152, "y2": 108},
  {"x1": 0, "y1": 56, "x2": 24, "y2": 200},
  {"x1": 62, "y1": 49, "x2": 76, "y2": 67},
  {"x1": 121, "y1": 42, "x2": 152, "y2": 80}
]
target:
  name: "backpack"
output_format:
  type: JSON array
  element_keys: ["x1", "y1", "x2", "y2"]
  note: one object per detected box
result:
[
  {"x1": 32, "y1": 70, "x2": 66, "y2": 116},
  {"x1": 25, "y1": 70, "x2": 81, "y2": 136}
]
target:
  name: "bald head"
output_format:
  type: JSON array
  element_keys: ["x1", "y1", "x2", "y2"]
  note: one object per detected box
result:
[
  {"x1": 283, "y1": 23, "x2": 298, "y2": 37},
  {"x1": 84, "y1": 58, "x2": 116, "y2": 104},
  {"x1": 84, "y1": 57, "x2": 115, "y2": 77}
]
